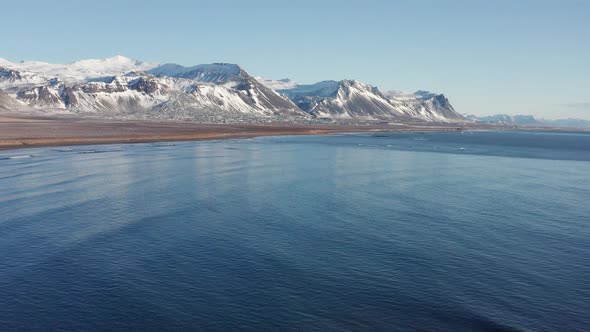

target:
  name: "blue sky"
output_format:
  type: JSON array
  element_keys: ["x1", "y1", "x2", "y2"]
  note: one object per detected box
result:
[{"x1": 1, "y1": 0, "x2": 588, "y2": 119}]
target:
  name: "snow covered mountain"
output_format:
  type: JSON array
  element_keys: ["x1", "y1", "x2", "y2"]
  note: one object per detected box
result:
[
  {"x1": 148, "y1": 63, "x2": 305, "y2": 117},
  {"x1": 1, "y1": 55, "x2": 156, "y2": 84},
  {"x1": 274, "y1": 79, "x2": 464, "y2": 121},
  {"x1": 0, "y1": 56, "x2": 308, "y2": 121},
  {"x1": 278, "y1": 80, "x2": 409, "y2": 120},
  {"x1": 14, "y1": 74, "x2": 170, "y2": 114},
  {"x1": 0, "y1": 55, "x2": 464, "y2": 123},
  {"x1": 383, "y1": 90, "x2": 465, "y2": 121}
]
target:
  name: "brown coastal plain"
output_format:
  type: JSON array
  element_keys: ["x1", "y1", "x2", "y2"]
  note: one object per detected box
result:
[{"x1": 0, "y1": 112, "x2": 477, "y2": 151}]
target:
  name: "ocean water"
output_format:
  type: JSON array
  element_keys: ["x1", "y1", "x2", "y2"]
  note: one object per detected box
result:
[{"x1": 0, "y1": 130, "x2": 589, "y2": 331}]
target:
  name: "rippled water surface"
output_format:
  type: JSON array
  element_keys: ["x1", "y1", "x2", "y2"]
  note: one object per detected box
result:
[{"x1": 1, "y1": 130, "x2": 589, "y2": 331}]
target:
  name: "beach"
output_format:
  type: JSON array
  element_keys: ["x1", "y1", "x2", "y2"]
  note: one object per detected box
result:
[{"x1": 0, "y1": 112, "x2": 470, "y2": 150}]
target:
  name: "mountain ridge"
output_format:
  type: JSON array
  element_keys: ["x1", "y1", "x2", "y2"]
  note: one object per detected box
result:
[
  {"x1": 0, "y1": 55, "x2": 465, "y2": 123},
  {"x1": 466, "y1": 114, "x2": 590, "y2": 128}
]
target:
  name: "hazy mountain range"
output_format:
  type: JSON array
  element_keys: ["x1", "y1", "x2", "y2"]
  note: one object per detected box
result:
[
  {"x1": 465, "y1": 114, "x2": 590, "y2": 128},
  {"x1": 0, "y1": 55, "x2": 465, "y2": 123}
]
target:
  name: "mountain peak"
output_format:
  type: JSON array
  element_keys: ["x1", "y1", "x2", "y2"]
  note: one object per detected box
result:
[
  {"x1": 195, "y1": 63, "x2": 243, "y2": 76},
  {"x1": 414, "y1": 90, "x2": 435, "y2": 97},
  {"x1": 339, "y1": 79, "x2": 373, "y2": 89}
]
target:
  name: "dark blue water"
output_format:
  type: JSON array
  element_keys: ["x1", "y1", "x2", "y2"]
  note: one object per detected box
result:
[{"x1": 1, "y1": 130, "x2": 589, "y2": 331}]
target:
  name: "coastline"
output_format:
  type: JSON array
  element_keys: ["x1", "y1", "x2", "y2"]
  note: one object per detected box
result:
[{"x1": 0, "y1": 113, "x2": 470, "y2": 151}]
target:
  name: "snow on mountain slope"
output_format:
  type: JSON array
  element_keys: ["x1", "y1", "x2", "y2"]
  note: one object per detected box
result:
[
  {"x1": 0, "y1": 67, "x2": 49, "y2": 90},
  {"x1": 416, "y1": 93, "x2": 463, "y2": 121},
  {"x1": 0, "y1": 56, "x2": 308, "y2": 120},
  {"x1": 147, "y1": 84, "x2": 286, "y2": 121},
  {"x1": 149, "y1": 63, "x2": 307, "y2": 116},
  {"x1": 149, "y1": 63, "x2": 242, "y2": 84},
  {"x1": 14, "y1": 74, "x2": 169, "y2": 113},
  {"x1": 8, "y1": 70, "x2": 308, "y2": 121},
  {"x1": 0, "y1": 90, "x2": 27, "y2": 111},
  {"x1": 0, "y1": 55, "x2": 463, "y2": 123},
  {"x1": 279, "y1": 80, "x2": 411, "y2": 120},
  {"x1": 384, "y1": 90, "x2": 465, "y2": 121},
  {"x1": 0, "y1": 58, "x2": 13, "y2": 67},
  {"x1": 69, "y1": 55, "x2": 155, "y2": 73},
  {"x1": 274, "y1": 80, "x2": 464, "y2": 122},
  {"x1": 0, "y1": 55, "x2": 156, "y2": 83}
]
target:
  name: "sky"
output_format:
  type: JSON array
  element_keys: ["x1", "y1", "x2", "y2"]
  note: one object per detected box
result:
[{"x1": 1, "y1": 0, "x2": 589, "y2": 119}]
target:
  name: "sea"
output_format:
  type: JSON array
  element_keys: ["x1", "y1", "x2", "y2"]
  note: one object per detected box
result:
[{"x1": 1, "y1": 130, "x2": 589, "y2": 331}]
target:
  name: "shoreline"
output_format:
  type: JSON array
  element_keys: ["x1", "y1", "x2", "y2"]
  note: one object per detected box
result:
[
  {"x1": 0, "y1": 129, "x2": 356, "y2": 151},
  {"x1": 6, "y1": 112, "x2": 581, "y2": 152},
  {"x1": 0, "y1": 113, "x2": 472, "y2": 151}
]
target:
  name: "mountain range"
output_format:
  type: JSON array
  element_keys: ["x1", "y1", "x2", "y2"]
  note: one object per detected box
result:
[
  {"x1": 465, "y1": 114, "x2": 590, "y2": 128},
  {"x1": 0, "y1": 55, "x2": 465, "y2": 123}
]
